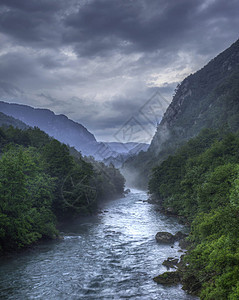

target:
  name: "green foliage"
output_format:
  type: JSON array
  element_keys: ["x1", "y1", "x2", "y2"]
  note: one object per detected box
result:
[
  {"x1": 0, "y1": 146, "x2": 57, "y2": 252},
  {"x1": 0, "y1": 125, "x2": 125, "y2": 254},
  {"x1": 60, "y1": 159, "x2": 97, "y2": 217},
  {"x1": 186, "y1": 207, "x2": 239, "y2": 299},
  {"x1": 0, "y1": 112, "x2": 28, "y2": 130},
  {"x1": 86, "y1": 159, "x2": 126, "y2": 201},
  {"x1": 149, "y1": 129, "x2": 239, "y2": 298},
  {"x1": 124, "y1": 41, "x2": 239, "y2": 188},
  {"x1": 149, "y1": 130, "x2": 239, "y2": 217},
  {"x1": 229, "y1": 166, "x2": 239, "y2": 208},
  {"x1": 41, "y1": 139, "x2": 74, "y2": 178}
]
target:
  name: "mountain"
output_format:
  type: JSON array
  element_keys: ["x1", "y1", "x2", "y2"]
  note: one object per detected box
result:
[
  {"x1": 123, "y1": 38, "x2": 239, "y2": 187},
  {"x1": 129, "y1": 143, "x2": 149, "y2": 155},
  {"x1": 0, "y1": 101, "x2": 148, "y2": 162},
  {"x1": 0, "y1": 112, "x2": 28, "y2": 130},
  {"x1": 102, "y1": 142, "x2": 149, "y2": 168},
  {"x1": 0, "y1": 101, "x2": 100, "y2": 156},
  {"x1": 104, "y1": 142, "x2": 149, "y2": 154}
]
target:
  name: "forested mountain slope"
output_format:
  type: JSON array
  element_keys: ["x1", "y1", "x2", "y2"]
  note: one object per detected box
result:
[
  {"x1": 124, "y1": 38, "x2": 239, "y2": 187},
  {"x1": 0, "y1": 124, "x2": 125, "y2": 255},
  {"x1": 0, "y1": 102, "x2": 148, "y2": 163},
  {"x1": 0, "y1": 112, "x2": 28, "y2": 129},
  {"x1": 149, "y1": 129, "x2": 239, "y2": 299},
  {"x1": 0, "y1": 101, "x2": 98, "y2": 156}
]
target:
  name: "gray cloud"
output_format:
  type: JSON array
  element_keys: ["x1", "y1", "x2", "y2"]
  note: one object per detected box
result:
[
  {"x1": 0, "y1": 1, "x2": 63, "y2": 48},
  {"x1": 0, "y1": 0, "x2": 238, "y2": 141},
  {"x1": 64, "y1": 0, "x2": 239, "y2": 57}
]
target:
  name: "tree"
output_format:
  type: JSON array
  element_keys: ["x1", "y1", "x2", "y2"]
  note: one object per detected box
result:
[{"x1": 0, "y1": 146, "x2": 57, "y2": 253}]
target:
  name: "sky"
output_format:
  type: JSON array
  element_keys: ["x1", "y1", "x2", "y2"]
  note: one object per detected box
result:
[{"x1": 0, "y1": 0, "x2": 238, "y2": 142}]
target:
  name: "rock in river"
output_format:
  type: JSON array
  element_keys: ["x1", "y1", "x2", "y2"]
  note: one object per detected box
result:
[
  {"x1": 155, "y1": 232, "x2": 174, "y2": 243},
  {"x1": 153, "y1": 271, "x2": 181, "y2": 285},
  {"x1": 162, "y1": 257, "x2": 179, "y2": 269}
]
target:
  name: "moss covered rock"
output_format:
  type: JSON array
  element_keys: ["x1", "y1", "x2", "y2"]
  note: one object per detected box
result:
[{"x1": 153, "y1": 271, "x2": 181, "y2": 285}]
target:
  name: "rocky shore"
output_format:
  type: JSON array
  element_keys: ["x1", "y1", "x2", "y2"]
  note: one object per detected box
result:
[{"x1": 153, "y1": 230, "x2": 201, "y2": 296}]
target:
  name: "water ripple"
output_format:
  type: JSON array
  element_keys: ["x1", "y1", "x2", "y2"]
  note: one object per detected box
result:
[{"x1": 0, "y1": 190, "x2": 197, "y2": 300}]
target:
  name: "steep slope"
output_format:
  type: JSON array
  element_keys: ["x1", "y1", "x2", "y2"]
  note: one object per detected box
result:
[
  {"x1": 0, "y1": 101, "x2": 149, "y2": 162},
  {"x1": 124, "y1": 38, "x2": 239, "y2": 187},
  {"x1": 0, "y1": 112, "x2": 28, "y2": 129},
  {"x1": 104, "y1": 142, "x2": 149, "y2": 154},
  {"x1": 102, "y1": 142, "x2": 149, "y2": 168},
  {"x1": 0, "y1": 101, "x2": 98, "y2": 156}
]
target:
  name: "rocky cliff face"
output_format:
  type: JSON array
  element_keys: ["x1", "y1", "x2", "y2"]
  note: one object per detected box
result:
[
  {"x1": 150, "y1": 38, "x2": 239, "y2": 154},
  {"x1": 123, "y1": 38, "x2": 239, "y2": 187}
]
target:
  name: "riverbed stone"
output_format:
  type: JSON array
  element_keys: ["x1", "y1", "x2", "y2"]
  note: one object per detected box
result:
[
  {"x1": 162, "y1": 257, "x2": 179, "y2": 269},
  {"x1": 124, "y1": 188, "x2": 131, "y2": 194},
  {"x1": 155, "y1": 232, "x2": 174, "y2": 243},
  {"x1": 153, "y1": 271, "x2": 181, "y2": 284},
  {"x1": 155, "y1": 231, "x2": 189, "y2": 245}
]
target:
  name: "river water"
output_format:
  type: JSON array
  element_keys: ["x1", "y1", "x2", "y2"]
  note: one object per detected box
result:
[{"x1": 0, "y1": 189, "x2": 197, "y2": 299}]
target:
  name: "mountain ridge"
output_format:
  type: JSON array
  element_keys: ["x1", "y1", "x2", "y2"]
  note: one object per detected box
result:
[
  {"x1": 123, "y1": 38, "x2": 239, "y2": 187},
  {"x1": 0, "y1": 111, "x2": 29, "y2": 130},
  {"x1": 0, "y1": 101, "x2": 149, "y2": 163},
  {"x1": 0, "y1": 101, "x2": 97, "y2": 155}
]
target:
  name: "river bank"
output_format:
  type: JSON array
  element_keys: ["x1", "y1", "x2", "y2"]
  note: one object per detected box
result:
[
  {"x1": 147, "y1": 194, "x2": 201, "y2": 296},
  {"x1": 0, "y1": 189, "x2": 197, "y2": 299}
]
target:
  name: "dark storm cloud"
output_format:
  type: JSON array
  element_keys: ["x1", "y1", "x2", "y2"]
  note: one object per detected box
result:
[
  {"x1": 64, "y1": 0, "x2": 239, "y2": 57},
  {"x1": 0, "y1": 0, "x2": 62, "y2": 12},
  {"x1": 0, "y1": 0, "x2": 64, "y2": 47},
  {"x1": 0, "y1": 0, "x2": 239, "y2": 141},
  {"x1": 1, "y1": 0, "x2": 238, "y2": 55}
]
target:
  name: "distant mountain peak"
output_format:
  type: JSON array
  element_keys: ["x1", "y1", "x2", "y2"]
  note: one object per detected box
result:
[
  {"x1": 0, "y1": 101, "x2": 149, "y2": 165},
  {"x1": 0, "y1": 101, "x2": 97, "y2": 155}
]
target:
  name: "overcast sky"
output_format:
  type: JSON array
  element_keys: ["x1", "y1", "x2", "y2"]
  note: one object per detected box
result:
[{"x1": 0, "y1": 0, "x2": 238, "y2": 142}]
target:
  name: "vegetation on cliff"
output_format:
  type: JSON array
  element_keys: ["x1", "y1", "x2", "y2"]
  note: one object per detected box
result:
[
  {"x1": 149, "y1": 128, "x2": 239, "y2": 299},
  {"x1": 124, "y1": 39, "x2": 239, "y2": 188}
]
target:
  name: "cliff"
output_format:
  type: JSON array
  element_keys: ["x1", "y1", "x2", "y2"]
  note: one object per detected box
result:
[{"x1": 124, "y1": 38, "x2": 239, "y2": 187}]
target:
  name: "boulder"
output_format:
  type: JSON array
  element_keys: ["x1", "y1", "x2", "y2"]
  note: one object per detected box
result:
[
  {"x1": 153, "y1": 271, "x2": 181, "y2": 285},
  {"x1": 155, "y1": 232, "x2": 174, "y2": 243},
  {"x1": 162, "y1": 257, "x2": 179, "y2": 269},
  {"x1": 155, "y1": 231, "x2": 188, "y2": 244}
]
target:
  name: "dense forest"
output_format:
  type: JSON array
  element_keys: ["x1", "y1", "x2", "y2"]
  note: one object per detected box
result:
[
  {"x1": 149, "y1": 128, "x2": 239, "y2": 299},
  {"x1": 0, "y1": 124, "x2": 125, "y2": 255}
]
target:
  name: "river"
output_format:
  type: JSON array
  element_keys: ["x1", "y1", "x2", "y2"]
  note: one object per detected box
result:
[{"x1": 0, "y1": 189, "x2": 198, "y2": 299}]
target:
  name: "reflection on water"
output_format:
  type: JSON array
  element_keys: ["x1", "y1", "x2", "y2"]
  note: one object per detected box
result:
[{"x1": 0, "y1": 189, "x2": 198, "y2": 299}]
